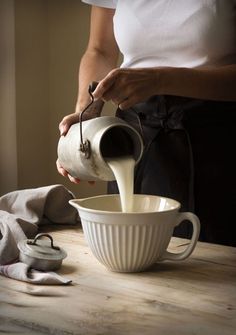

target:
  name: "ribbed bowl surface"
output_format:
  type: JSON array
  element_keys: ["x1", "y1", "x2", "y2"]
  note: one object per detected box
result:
[{"x1": 81, "y1": 219, "x2": 172, "y2": 272}]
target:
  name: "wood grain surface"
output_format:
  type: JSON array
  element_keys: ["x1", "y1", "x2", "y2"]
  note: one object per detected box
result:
[{"x1": 0, "y1": 225, "x2": 235, "y2": 335}]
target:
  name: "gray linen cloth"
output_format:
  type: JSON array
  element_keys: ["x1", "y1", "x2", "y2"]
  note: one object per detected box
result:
[{"x1": 0, "y1": 184, "x2": 78, "y2": 284}]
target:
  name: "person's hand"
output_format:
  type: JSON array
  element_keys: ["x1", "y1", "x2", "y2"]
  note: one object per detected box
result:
[
  {"x1": 57, "y1": 111, "x2": 81, "y2": 183},
  {"x1": 56, "y1": 158, "x2": 81, "y2": 184},
  {"x1": 59, "y1": 98, "x2": 104, "y2": 136},
  {"x1": 57, "y1": 100, "x2": 104, "y2": 183},
  {"x1": 57, "y1": 115, "x2": 95, "y2": 184},
  {"x1": 92, "y1": 67, "x2": 163, "y2": 109},
  {"x1": 56, "y1": 158, "x2": 95, "y2": 184},
  {"x1": 59, "y1": 112, "x2": 81, "y2": 136}
]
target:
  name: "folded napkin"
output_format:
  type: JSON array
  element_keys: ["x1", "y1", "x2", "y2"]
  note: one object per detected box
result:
[
  {"x1": 0, "y1": 184, "x2": 78, "y2": 284},
  {"x1": 0, "y1": 262, "x2": 72, "y2": 285}
]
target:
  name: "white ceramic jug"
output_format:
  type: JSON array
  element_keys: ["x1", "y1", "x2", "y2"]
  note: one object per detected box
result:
[{"x1": 57, "y1": 115, "x2": 143, "y2": 181}]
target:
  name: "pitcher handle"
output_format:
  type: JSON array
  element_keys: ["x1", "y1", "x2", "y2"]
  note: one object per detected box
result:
[
  {"x1": 161, "y1": 212, "x2": 200, "y2": 261},
  {"x1": 79, "y1": 81, "x2": 99, "y2": 158}
]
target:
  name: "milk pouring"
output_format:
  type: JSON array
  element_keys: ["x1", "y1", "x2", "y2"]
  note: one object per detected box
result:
[{"x1": 106, "y1": 156, "x2": 135, "y2": 212}]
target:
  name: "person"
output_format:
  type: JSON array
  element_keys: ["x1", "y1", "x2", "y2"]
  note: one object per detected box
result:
[{"x1": 57, "y1": 0, "x2": 236, "y2": 246}]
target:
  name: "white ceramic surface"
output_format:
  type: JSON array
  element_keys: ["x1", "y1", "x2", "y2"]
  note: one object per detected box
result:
[{"x1": 69, "y1": 194, "x2": 200, "y2": 273}]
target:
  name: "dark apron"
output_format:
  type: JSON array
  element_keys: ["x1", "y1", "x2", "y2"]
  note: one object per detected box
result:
[{"x1": 107, "y1": 95, "x2": 236, "y2": 246}]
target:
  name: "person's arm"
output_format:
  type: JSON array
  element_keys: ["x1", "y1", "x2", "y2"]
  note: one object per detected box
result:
[
  {"x1": 57, "y1": 6, "x2": 119, "y2": 182},
  {"x1": 59, "y1": 5, "x2": 120, "y2": 135},
  {"x1": 161, "y1": 64, "x2": 236, "y2": 101},
  {"x1": 92, "y1": 64, "x2": 236, "y2": 110}
]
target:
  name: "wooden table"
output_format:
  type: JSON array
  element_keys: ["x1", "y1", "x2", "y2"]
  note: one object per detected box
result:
[{"x1": 0, "y1": 225, "x2": 236, "y2": 335}]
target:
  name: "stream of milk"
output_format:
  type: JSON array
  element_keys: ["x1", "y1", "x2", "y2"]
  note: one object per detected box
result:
[{"x1": 106, "y1": 156, "x2": 135, "y2": 212}]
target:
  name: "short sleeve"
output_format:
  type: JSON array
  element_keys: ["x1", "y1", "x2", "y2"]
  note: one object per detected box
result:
[{"x1": 81, "y1": 0, "x2": 117, "y2": 9}]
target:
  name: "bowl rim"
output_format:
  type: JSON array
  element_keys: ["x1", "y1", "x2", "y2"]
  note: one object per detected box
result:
[{"x1": 69, "y1": 194, "x2": 181, "y2": 215}]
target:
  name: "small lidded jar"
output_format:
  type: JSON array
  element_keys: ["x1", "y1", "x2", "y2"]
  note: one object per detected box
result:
[{"x1": 17, "y1": 233, "x2": 67, "y2": 271}]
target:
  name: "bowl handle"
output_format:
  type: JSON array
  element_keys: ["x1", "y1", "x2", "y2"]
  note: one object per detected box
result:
[{"x1": 161, "y1": 212, "x2": 200, "y2": 261}]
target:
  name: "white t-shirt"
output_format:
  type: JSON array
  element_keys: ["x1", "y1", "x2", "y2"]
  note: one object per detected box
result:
[{"x1": 82, "y1": 0, "x2": 236, "y2": 69}]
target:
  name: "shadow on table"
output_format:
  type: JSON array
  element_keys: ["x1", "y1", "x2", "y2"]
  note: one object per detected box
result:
[{"x1": 138, "y1": 257, "x2": 236, "y2": 285}]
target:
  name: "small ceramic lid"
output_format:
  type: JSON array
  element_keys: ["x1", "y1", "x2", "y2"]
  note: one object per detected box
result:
[{"x1": 18, "y1": 233, "x2": 67, "y2": 261}]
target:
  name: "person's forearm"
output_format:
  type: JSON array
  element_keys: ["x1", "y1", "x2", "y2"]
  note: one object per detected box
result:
[
  {"x1": 162, "y1": 64, "x2": 236, "y2": 101},
  {"x1": 76, "y1": 48, "x2": 119, "y2": 116}
]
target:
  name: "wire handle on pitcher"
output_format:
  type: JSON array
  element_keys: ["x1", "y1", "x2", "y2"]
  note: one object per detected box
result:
[
  {"x1": 79, "y1": 81, "x2": 145, "y2": 157},
  {"x1": 79, "y1": 81, "x2": 98, "y2": 158}
]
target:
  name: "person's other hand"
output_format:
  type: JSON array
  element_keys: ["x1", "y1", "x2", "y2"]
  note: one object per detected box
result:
[
  {"x1": 56, "y1": 100, "x2": 104, "y2": 183},
  {"x1": 92, "y1": 67, "x2": 163, "y2": 109},
  {"x1": 56, "y1": 158, "x2": 95, "y2": 185},
  {"x1": 56, "y1": 158, "x2": 81, "y2": 184},
  {"x1": 59, "y1": 98, "x2": 104, "y2": 135},
  {"x1": 59, "y1": 112, "x2": 81, "y2": 136},
  {"x1": 57, "y1": 112, "x2": 81, "y2": 183}
]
